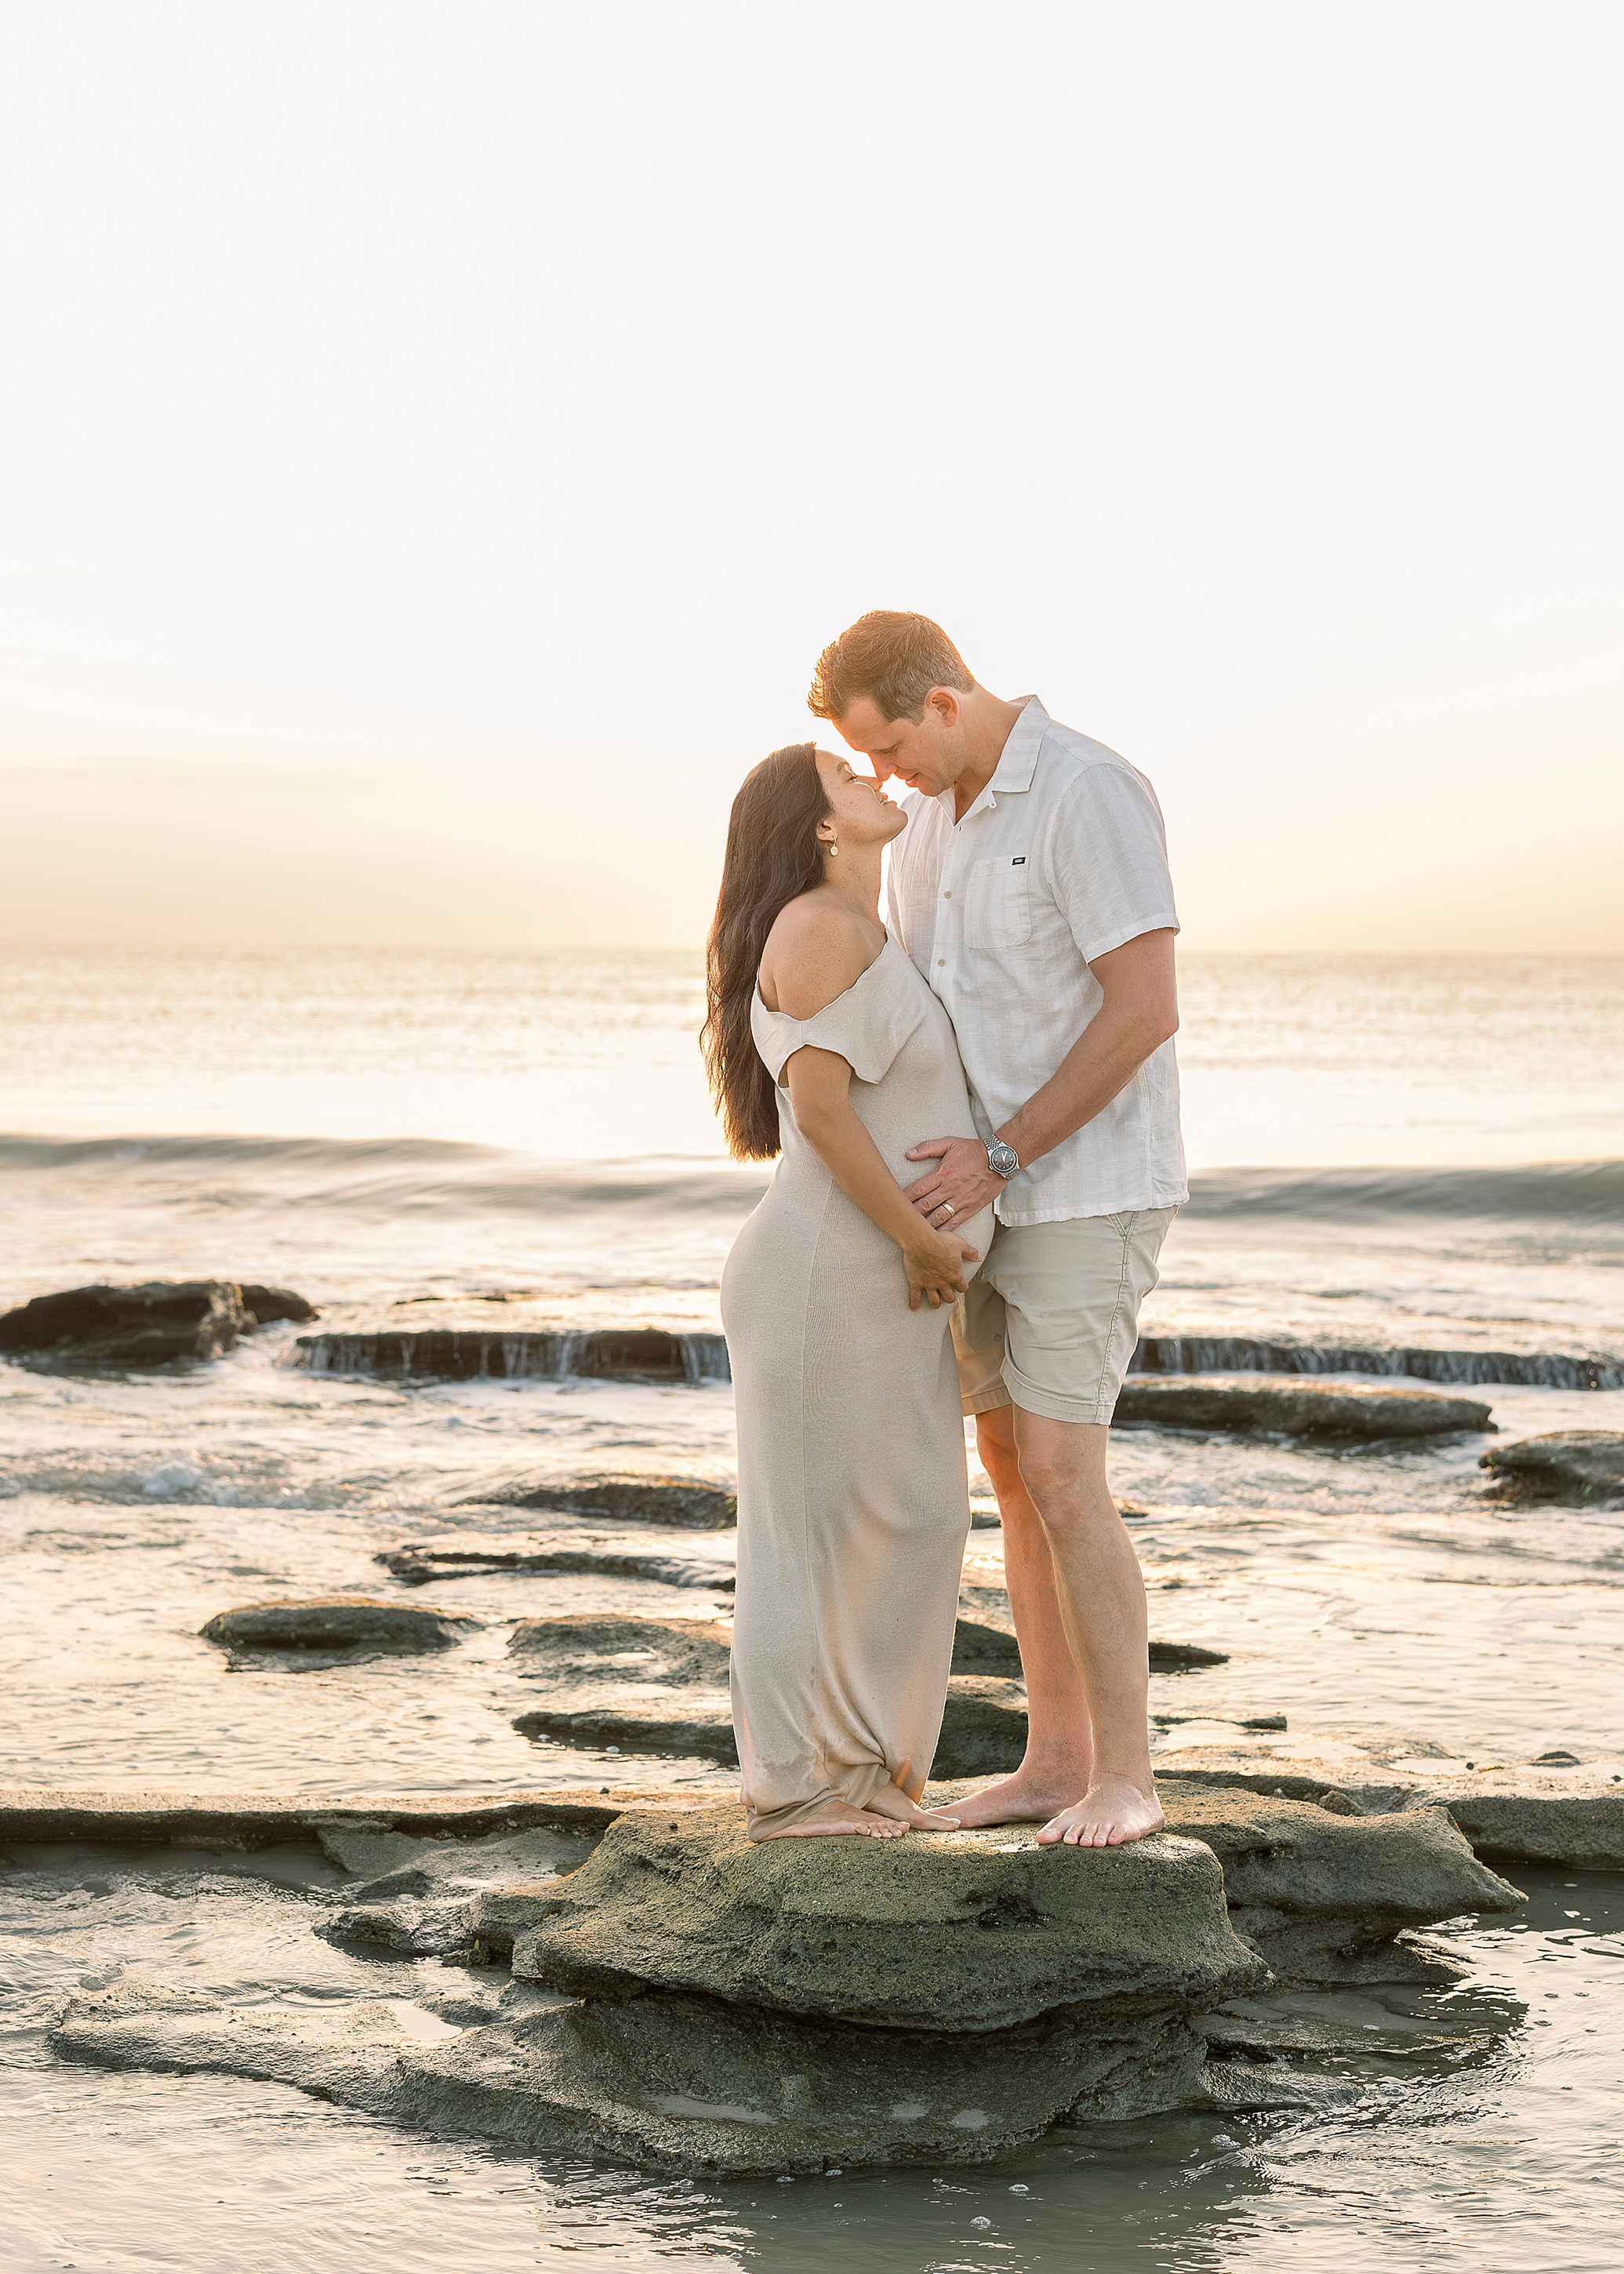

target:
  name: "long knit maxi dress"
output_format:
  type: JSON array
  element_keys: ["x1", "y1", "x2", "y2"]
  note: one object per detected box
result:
[{"x1": 721, "y1": 938, "x2": 997, "y2": 1836}]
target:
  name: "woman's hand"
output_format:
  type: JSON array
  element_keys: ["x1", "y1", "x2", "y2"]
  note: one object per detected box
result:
[{"x1": 903, "y1": 1225, "x2": 980, "y2": 1311}]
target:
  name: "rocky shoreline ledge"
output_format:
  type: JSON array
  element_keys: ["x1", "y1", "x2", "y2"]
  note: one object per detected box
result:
[{"x1": 17, "y1": 1776, "x2": 1530, "y2": 2173}]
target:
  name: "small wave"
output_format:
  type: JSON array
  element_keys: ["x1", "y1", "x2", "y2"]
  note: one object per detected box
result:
[{"x1": 1182, "y1": 1161, "x2": 1624, "y2": 1226}]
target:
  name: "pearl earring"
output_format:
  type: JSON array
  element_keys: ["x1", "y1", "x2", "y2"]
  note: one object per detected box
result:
[{"x1": 826, "y1": 837, "x2": 839, "y2": 857}]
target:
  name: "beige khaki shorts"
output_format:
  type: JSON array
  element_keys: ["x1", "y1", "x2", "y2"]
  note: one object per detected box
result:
[{"x1": 952, "y1": 1207, "x2": 1178, "y2": 1427}]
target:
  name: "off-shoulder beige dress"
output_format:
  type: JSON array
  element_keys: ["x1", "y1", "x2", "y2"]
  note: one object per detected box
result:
[{"x1": 721, "y1": 937, "x2": 996, "y2": 1836}]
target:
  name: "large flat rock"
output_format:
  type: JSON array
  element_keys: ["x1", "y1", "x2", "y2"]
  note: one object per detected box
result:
[
  {"x1": 927, "y1": 1777, "x2": 1523, "y2": 1982},
  {"x1": 496, "y1": 1804, "x2": 1262, "y2": 2032},
  {"x1": 954, "y1": 1586, "x2": 1227, "y2": 1674},
  {"x1": 314, "y1": 1822, "x2": 596, "y2": 1956},
  {"x1": 49, "y1": 1976, "x2": 1212, "y2": 2174},
  {"x1": 199, "y1": 1597, "x2": 483, "y2": 1658},
  {"x1": 1113, "y1": 1375, "x2": 1493, "y2": 1438},
  {"x1": 1480, "y1": 1429, "x2": 1624, "y2": 1508},
  {"x1": 1151, "y1": 1732, "x2": 1624, "y2": 1867},
  {"x1": 377, "y1": 1531, "x2": 736, "y2": 1591},
  {"x1": 0, "y1": 1280, "x2": 249, "y2": 1365}
]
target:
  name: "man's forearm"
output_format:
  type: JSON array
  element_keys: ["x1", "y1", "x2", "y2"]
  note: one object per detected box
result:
[{"x1": 997, "y1": 993, "x2": 1175, "y2": 1171}]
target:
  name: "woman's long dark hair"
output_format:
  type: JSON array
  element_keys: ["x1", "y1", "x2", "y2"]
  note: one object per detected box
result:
[{"x1": 701, "y1": 742, "x2": 831, "y2": 1159}]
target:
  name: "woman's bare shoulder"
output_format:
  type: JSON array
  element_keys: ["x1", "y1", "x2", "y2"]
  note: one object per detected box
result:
[{"x1": 759, "y1": 895, "x2": 881, "y2": 1020}]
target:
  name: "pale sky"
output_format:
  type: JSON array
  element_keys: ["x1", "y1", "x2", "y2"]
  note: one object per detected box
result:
[{"x1": 2, "y1": 2, "x2": 1620, "y2": 953}]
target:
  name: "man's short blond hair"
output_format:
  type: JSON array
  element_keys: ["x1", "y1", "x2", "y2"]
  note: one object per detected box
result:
[{"x1": 807, "y1": 611, "x2": 975, "y2": 725}]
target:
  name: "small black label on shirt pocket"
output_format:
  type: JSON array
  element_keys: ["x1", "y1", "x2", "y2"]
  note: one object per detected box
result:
[{"x1": 1012, "y1": 855, "x2": 1026, "y2": 866}]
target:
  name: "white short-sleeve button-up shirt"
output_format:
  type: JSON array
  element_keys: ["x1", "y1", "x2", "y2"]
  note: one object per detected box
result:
[{"x1": 885, "y1": 696, "x2": 1187, "y2": 1224}]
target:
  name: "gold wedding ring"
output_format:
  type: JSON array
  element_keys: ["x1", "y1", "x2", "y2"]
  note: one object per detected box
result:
[{"x1": 941, "y1": 1201, "x2": 954, "y2": 1217}]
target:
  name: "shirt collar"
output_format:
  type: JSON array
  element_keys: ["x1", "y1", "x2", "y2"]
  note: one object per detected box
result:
[{"x1": 936, "y1": 695, "x2": 1048, "y2": 825}]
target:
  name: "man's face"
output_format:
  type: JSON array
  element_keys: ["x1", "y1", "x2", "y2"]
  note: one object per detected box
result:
[{"x1": 834, "y1": 690, "x2": 967, "y2": 798}]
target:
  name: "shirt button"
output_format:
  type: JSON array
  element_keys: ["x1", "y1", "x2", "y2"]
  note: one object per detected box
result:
[
  {"x1": 943, "y1": 889, "x2": 951, "y2": 898},
  {"x1": 937, "y1": 958, "x2": 946, "y2": 967}
]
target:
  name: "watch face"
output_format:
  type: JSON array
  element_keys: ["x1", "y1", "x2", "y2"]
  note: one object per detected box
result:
[{"x1": 989, "y1": 1141, "x2": 1019, "y2": 1176}]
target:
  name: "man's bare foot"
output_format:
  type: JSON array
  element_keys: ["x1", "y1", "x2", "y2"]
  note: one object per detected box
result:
[
  {"x1": 944, "y1": 1767, "x2": 1090, "y2": 1831},
  {"x1": 749, "y1": 1799, "x2": 906, "y2": 1842},
  {"x1": 1035, "y1": 1775, "x2": 1164, "y2": 1848},
  {"x1": 862, "y1": 1784, "x2": 961, "y2": 1832}
]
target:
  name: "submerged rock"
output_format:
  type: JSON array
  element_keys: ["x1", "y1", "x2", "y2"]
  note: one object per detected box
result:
[
  {"x1": 1113, "y1": 1375, "x2": 1493, "y2": 1438},
  {"x1": 0, "y1": 1280, "x2": 249, "y2": 1366},
  {"x1": 200, "y1": 1597, "x2": 483, "y2": 1658},
  {"x1": 1480, "y1": 1430, "x2": 1624, "y2": 1509},
  {"x1": 495, "y1": 1804, "x2": 1261, "y2": 2032},
  {"x1": 48, "y1": 1976, "x2": 1211, "y2": 2174},
  {"x1": 490, "y1": 1475, "x2": 737, "y2": 1530},
  {"x1": 377, "y1": 1531, "x2": 736, "y2": 1592}
]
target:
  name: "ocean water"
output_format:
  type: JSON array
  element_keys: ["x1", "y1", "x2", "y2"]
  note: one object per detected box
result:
[{"x1": 2, "y1": 946, "x2": 1622, "y2": 2272}]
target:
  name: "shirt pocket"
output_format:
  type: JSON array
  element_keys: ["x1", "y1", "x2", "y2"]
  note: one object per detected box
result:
[{"x1": 963, "y1": 855, "x2": 1033, "y2": 950}]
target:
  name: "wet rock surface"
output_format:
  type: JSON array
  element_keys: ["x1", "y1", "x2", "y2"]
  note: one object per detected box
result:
[
  {"x1": 314, "y1": 1822, "x2": 595, "y2": 1956},
  {"x1": 200, "y1": 1597, "x2": 485, "y2": 1658},
  {"x1": 1113, "y1": 1375, "x2": 1494, "y2": 1438},
  {"x1": 504, "y1": 1613, "x2": 1030, "y2": 1775},
  {"x1": 1480, "y1": 1429, "x2": 1624, "y2": 1507},
  {"x1": 496, "y1": 1804, "x2": 1262, "y2": 2032},
  {"x1": 954, "y1": 1588, "x2": 1228, "y2": 1674},
  {"x1": 489, "y1": 1475, "x2": 737, "y2": 1529},
  {"x1": 235, "y1": 1283, "x2": 318, "y2": 1326},
  {"x1": 377, "y1": 1531, "x2": 736, "y2": 1591},
  {"x1": 0, "y1": 1280, "x2": 250, "y2": 1365},
  {"x1": 46, "y1": 1974, "x2": 1209, "y2": 2174},
  {"x1": 1150, "y1": 1731, "x2": 1624, "y2": 1866}
]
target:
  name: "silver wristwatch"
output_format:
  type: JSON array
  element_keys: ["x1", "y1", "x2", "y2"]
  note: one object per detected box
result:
[{"x1": 985, "y1": 1137, "x2": 1020, "y2": 1179}]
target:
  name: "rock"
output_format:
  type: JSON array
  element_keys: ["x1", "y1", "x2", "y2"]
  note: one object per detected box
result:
[
  {"x1": 199, "y1": 1597, "x2": 483, "y2": 1658},
  {"x1": 1150, "y1": 1733, "x2": 1624, "y2": 1869},
  {"x1": 506, "y1": 1613, "x2": 1030, "y2": 1774},
  {"x1": 236, "y1": 1283, "x2": 318, "y2": 1326},
  {"x1": 48, "y1": 1976, "x2": 1212, "y2": 2174},
  {"x1": 0, "y1": 1783, "x2": 684, "y2": 1851},
  {"x1": 508, "y1": 1612, "x2": 737, "y2": 1759},
  {"x1": 1480, "y1": 1430, "x2": 1624, "y2": 1509},
  {"x1": 289, "y1": 1332, "x2": 730, "y2": 1385},
  {"x1": 0, "y1": 1280, "x2": 248, "y2": 1366},
  {"x1": 380, "y1": 1532, "x2": 735, "y2": 1592},
  {"x1": 1150, "y1": 1782, "x2": 1523, "y2": 1980},
  {"x1": 496, "y1": 1804, "x2": 1263, "y2": 2032},
  {"x1": 314, "y1": 1823, "x2": 594, "y2": 1956},
  {"x1": 954, "y1": 1585, "x2": 1227, "y2": 1673},
  {"x1": 1112, "y1": 1375, "x2": 1494, "y2": 1439},
  {"x1": 492, "y1": 1476, "x2": 737, "y2": 1530},
  {"x1": 1130, "y1": 1333, "x2": 1623, "y2": 1394}
]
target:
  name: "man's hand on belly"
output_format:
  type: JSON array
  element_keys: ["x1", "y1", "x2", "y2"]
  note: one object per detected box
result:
[{"x1": 904, "y1": 1137, "x2": 1005, "y2": 1227}]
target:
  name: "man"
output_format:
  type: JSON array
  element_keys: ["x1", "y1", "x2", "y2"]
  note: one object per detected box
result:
[{"x1": 808, "y1": 610, "x2": 1184, "y2": 1847}]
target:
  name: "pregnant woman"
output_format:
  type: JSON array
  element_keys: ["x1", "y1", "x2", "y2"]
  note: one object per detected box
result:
[{"x1": 703, "y1": 742, "x2": 994, "y2": 1840}]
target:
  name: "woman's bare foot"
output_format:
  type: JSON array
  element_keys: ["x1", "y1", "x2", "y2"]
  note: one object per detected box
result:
[
  {"x1": 749, "y1": 1799, "x2": 906, "y2": 1841},
  {"x1": 1034, "y1": 1775, "x2": 1164, "y2": 1848},
  {"x1": 862, "y1": 1783, "x2": 961, "y2": 1832}
]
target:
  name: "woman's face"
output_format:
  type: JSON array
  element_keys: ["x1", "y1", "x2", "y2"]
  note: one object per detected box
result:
[{"x1": 814, "y1": 750, "x2": 908, "y2": 851}]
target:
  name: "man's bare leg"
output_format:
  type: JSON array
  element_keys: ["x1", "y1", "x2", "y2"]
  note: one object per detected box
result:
[
  {"x1": 1016, "y1": 1411, "x2": 1162, "y2": 1845},
  {"x1": 948, "y1": 1403, "x2": 1096, "y2": 1829}
]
